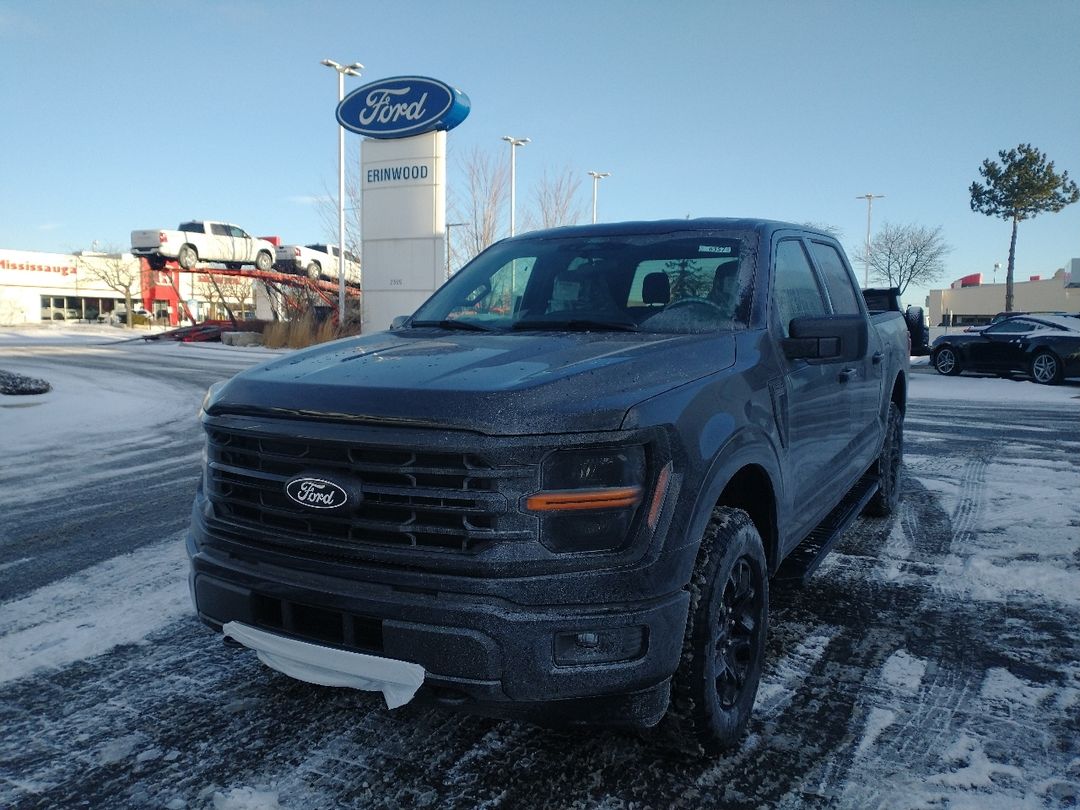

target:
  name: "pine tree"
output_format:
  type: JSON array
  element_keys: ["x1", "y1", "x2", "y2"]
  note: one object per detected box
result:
[{"x1": 970, "y1": 144, "x2": 1079, "y2": 311}]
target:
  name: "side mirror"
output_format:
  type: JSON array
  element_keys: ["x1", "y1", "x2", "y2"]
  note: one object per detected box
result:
[
  {"x1": 782, "y1": 314, "x2": 867, "y2": 362},
  {"x1": 389, "y1": 315, "x2": 410, "y2": 330}
]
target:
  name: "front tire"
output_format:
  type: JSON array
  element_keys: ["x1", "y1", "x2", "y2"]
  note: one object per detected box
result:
[
  {"x1": 661, "y1": 507, "x2": 768, "y2": 756},
  {"x1": 933, "y1": 346, "x2": 961, "y2": 376},
  {"x1": 255, "y1": 251, "x2": 273, "y2": 272},
  {"x1": 177, "y1": 245, "x2": 198, "y2": 270},
  {"x1": 864, "y1": 402, "x2": 903, "y2": 516},
  {"x1": 1030, "y1": 350, "x2": 1063, "y2": 385}
]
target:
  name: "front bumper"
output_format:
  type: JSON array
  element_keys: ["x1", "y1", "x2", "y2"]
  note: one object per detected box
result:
[{"x1": 187, "y1": 520, "x2": 688, "y2": 727}]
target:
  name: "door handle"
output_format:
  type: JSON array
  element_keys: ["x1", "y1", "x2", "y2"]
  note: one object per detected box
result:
[
  {"x1": 871, "y1": 351, "x2": 884, "y2": 365},
  {"x1": 838, "y1": 368, "x2": 857, "y2": 383}
]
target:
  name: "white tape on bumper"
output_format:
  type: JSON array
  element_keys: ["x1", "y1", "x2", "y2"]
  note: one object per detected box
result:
[{"x1": 222, "y1": 621, "x2": 426, "y2": 709}]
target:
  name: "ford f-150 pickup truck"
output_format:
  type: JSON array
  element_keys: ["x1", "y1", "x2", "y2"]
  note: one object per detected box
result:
[
  {"x1": 131, "y1": 221, "x2": 275, "y2": 272},
  {"x1": 273, "y1": 242, "x2": 360, "y2": 281},
  {"x1": 188, "y1": 219, "x2": 909, "y2": 753}
]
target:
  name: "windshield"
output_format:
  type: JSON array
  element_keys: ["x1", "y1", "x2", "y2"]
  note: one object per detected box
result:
[{"x1": 411, "y1": 230, "x2": 755, "y2": 334}]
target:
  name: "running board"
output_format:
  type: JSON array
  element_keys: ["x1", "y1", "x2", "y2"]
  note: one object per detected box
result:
[{"x1": 774, "y1": 473, "x2": 879, "y2": 584}]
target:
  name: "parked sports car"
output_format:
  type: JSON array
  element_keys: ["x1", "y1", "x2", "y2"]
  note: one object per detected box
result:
[{"x1": 931, "y1": 314, "x2": 1080, "y2": 384}]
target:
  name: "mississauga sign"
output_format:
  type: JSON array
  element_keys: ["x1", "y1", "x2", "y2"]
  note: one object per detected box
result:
[{"x1": 337, "y1": 76, "x2": 471, "y2": 139}]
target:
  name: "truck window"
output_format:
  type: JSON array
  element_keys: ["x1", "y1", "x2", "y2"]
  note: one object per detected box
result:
[
  {"x1": 445, "y1": 257, "x2": 537, "y2": 322},
  {"x1": 809, "y1": 241, "x2": 860, "y2": 315},
  {"x1": 773, "y1": 239, "x2": 827, "y2": 337},
  {"x1": 412, "y1": 232, "x2": 754, "y2": 334},
  {"x1": 179, "y1": 222, "x2": 205, "y2": 233},
  {"x1": 210, "y1": 223, "x2": 231, "y2": 236},
  {"x1": 228, "y1": 226, "x2": 249, "y2": 239}
]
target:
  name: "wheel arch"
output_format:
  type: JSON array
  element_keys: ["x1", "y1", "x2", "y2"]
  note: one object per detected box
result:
[
  {"x1": 682, "y1": 430, "x2": 782, "y2": 579},
  {"x1": 714, "y1": 464, "x2": 779, "y2": 576}
]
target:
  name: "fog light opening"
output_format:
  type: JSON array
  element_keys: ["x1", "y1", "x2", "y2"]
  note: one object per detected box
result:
[{"x1": 553, "y1": 626, "x2": 647, "y2": 666}]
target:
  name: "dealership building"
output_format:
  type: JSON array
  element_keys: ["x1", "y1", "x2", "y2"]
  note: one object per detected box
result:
[
  {"x1": 0, "y1": 247, "x2": 265, "y2": 326},
  {"x1": 927, "y1": 259, "x2": 1080, "y2": 327}
]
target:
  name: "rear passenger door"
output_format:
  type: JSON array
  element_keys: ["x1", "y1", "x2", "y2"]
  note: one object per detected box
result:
[{"x1": 807, "y1": 239, "x2": 882, "y2": 457}]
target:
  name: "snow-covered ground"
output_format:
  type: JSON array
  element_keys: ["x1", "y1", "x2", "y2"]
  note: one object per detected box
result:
[{"x1": 1, "y1": 334, "x2": 1078, "y2": 809}]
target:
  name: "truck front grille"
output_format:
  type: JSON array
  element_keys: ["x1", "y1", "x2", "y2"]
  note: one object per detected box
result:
[{"x1": 204, "y1": 426, "x2": 537, "y2": 556}]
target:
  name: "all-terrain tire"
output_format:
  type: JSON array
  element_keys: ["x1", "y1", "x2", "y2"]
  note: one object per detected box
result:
[
  {"x1": 658, "y1": 507, "x2": 768, "y2": 756},
  {"x1": 255, "y1": 251, "x2": 273, "y2": 272},
  {"x1": 864, "y1": 402, "x2": 903, "y2": 516}
]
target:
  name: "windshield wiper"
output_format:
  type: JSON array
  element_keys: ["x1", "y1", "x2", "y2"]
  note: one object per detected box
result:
[
  {"x1": 409, "y1": 319, "x2": 495, "y2": 332},
  {"x1": 512, "y1": 318, "x2": 638, "y2": 332}
]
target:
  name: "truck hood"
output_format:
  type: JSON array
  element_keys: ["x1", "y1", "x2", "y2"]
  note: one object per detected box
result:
[{"x1": 208, "y1": 329, "x2": 737, "y2": 435}]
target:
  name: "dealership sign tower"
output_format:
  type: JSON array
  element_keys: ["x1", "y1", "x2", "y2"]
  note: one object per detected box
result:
[{"x1": 337, "y1": 76, "x2": 470, "y2": 332}]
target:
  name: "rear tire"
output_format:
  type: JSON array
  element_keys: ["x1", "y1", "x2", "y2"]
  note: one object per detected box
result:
[
  {"x1": 1030, "y1": 350, "x2": 1063, "y2": 385},
  {"x1": 864, "y1": 402, "x2": 903, "y2": 516},
  {"x1": 177, "y1": 245, "x2": 198, "y2": 270},
  {"x1": 659, "y1": 507, "x2": 768, "y2": 756},
  {"x1": 305, "y1": 262, "x2": 321, "y2": 279},
  {"x1": 933, "y1": 346, "x2": 961, "y2": 376}
]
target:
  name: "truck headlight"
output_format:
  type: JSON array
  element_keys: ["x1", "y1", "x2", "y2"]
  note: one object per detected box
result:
[
  {"x1": 200, "y1": 381, "x2": 227, "y2": 415},
  {"x1": 526, "y1": 446, "x2": 646, "y2": 553}
]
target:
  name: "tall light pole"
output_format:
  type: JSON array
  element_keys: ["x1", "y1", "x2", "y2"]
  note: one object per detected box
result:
[
  {"x1": 588, "y1": 171, "x2": 611, "y2": 224},
  {"x1": 322, "y1": 58, "x2": 363, "y2": 324},
  {"x1": 445, "y1": 222, "x2": 466, "y2": 280},
  {"x1": 855, "y1": 193, "x2": 884, "y2": 287},
  {"x1": 501, "y1": 136, "x2": 529, "y2": 236}
]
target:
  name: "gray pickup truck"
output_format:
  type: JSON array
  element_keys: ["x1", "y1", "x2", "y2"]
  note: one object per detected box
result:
[{"x1": 188, "y1": 218, "x2": 909, "y2": 754}]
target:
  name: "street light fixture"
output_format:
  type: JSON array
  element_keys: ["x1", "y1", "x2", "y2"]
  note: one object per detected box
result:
[
  {"x1": 501, "y1": 136, "x2": 529, "y2": 236},
  {"x1": 445, "y1": 222, "x2": 466, "y2": 279},
  {"x1": 855, "y1": 193, "x2": 885, "y2": 287},
  {"x1": 322, "y1": 58, "x2": 363, "y2": 325},
  {"x1": 588, "y1": 171, "x2": 611, "y2": 224}
]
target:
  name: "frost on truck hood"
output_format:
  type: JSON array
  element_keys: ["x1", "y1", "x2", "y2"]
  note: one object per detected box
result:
[{"x1": 207, "y1": 330, "x2": 737, "y2": 435}]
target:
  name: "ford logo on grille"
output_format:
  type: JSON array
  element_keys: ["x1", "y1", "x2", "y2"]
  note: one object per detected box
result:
[{"x1": 285, "y1": 477, "x2": 350, "y2": 510}]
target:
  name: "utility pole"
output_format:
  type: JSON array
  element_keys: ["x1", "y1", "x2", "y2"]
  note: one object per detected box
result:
[
  {"x1": 856, "y1": 193, "x2": 885, "y2": 287},
  {"x1": 588, "y1": 171, "x2": 611, "y2": 224},
  {"x1": 501, "y1": 136, "x2": 529, "y2": 236},
  {"x1": 322, "y1": 58, "x2": 363, "y2": 324}
]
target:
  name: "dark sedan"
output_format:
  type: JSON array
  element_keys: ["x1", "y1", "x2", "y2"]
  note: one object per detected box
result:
[{"x1": 931, "y1": 314, "x2": 1080, "y2": 384}]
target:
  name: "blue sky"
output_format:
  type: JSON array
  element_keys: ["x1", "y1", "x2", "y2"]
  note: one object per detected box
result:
[{"x1": 1, "y1": 0, "x2": 1078, "y2": 307}]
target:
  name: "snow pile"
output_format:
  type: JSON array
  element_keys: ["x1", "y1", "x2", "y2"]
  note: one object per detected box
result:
[{"x1": 0, "y1": 368, "x2": 51, "y2": 395}]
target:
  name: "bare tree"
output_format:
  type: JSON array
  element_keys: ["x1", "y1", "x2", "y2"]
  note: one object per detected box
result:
[
  {"x1": 802, "y1": 222, "x2": 844, "y2": 240},
  {"x1": 74, "y1": 248, "x2": 140, "y2": 328},
  {"x1": 449, "y1": 146, "x2": 508, "y2": 269},
  {"x1": 857, "y1": 222, "x2": 951, "y2": 295},
  {"x1": 196, "y1": 272, "x2": 255, "y2": 325},
  {"x1": 315, "y1": 167, "x2": 363, "y2": 262},
  {"x1": 521, "y1": 167, "x2": 586, "y2": 232}
]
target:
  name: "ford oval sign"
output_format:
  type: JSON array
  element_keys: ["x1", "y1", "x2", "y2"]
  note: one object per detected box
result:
[
  {"x1": 336, "y1": 76, "x2": 470, "y2": 139},
  {"x1": 285, "y1": 476, "x2": 350, "y2": 510}
]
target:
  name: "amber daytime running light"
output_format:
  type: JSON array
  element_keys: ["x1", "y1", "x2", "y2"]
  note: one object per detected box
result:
[{"x1": 525, "y1": 446, "x2": 670, "y2": 553}]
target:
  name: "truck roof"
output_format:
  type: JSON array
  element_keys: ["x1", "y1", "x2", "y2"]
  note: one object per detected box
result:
[{"x1": 508, "y1": 218, "x2": 833, "y2": 242}]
